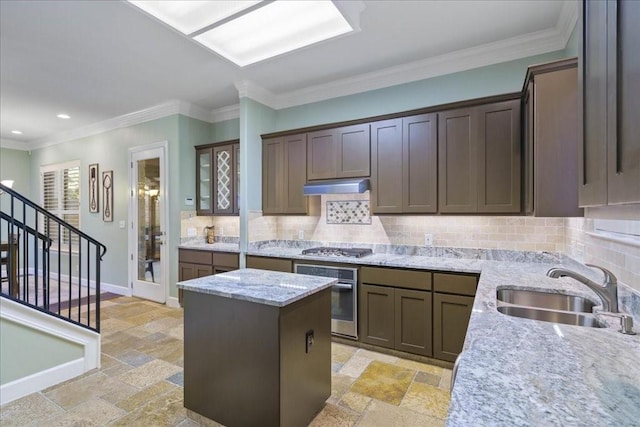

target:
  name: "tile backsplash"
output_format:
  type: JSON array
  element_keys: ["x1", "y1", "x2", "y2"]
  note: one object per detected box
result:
[{"x1": 326, "y1": 200, "x2": 371, "y2": 224}]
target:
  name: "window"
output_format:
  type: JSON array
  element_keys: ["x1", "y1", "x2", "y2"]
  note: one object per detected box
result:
[{"x1": 41, "y1": 161, "x2": 80, "y2": 246}]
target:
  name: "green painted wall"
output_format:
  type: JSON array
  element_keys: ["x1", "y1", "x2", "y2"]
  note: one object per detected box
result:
[
  {"x1": 0, "y1": 148, "x2": 31, "y2": 196},
  {"x1": 274, "y1": 50, "x2": 567, "y2": 131},
  {"x1": 178, "y1": 115, "x2": 212, "y2": 214},
  {"x1": 564, "y1": 22, "x2": 579, "y2": 57},
  {"x1": 0, "y1": 317, "x2": 83, "y2": 384},
  {"x1": 211, "y1": 118, "x2": 240, "y2": 143},
  {"x1": 28, "y1": 115, "x2": 188, "y2": 296}
]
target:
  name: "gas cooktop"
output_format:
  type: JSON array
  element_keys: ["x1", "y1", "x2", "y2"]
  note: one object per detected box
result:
[{"x1": 301, "y1": 247, "x2": 373, "y2": 258}]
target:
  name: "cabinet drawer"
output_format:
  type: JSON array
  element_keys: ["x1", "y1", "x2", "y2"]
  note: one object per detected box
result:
[
  {"x1": 360, "y1": 267, "x2": 431, "y2": 291},
  {"x1": 179, "y1": 249, "x2": 213, "y2": 265},
  {"x1": 433, "y1": 273, "x2": 478, "y2": 296},
  {"x1": 246, "y1": 256, "x2": 292, "y2": 272},
  {"x1": 213, "y1": 252, "x2": 239, "y2": 269}
]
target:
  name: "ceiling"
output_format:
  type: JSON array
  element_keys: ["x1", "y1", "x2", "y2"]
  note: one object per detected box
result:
[{"x1": 0, "y1": 0, "x2": 576, "y2": 149}]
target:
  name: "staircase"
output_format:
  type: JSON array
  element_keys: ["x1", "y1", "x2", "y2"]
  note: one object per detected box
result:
[{"x1": 0, "y1": 182, "x2": 106, "y2": 332}]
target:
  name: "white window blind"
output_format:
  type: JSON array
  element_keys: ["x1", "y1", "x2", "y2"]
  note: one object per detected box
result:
[{"x1": 41, "y1": 161, "x2": 80, "y2": 246}]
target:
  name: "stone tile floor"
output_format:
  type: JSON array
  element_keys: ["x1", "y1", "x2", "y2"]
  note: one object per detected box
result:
[{"x1": 0, "y1": 296, "x2": 452, "y2": 426}]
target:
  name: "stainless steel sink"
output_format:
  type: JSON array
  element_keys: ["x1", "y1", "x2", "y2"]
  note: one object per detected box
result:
[
  {"x1": 497, "y1": 305, "x2": 605, "y2": 328},
  {"x1": 496, "y1": 289, "x2": 596, "y2": 313}
]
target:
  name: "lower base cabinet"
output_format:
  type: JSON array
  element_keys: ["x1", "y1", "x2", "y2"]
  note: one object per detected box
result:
[
  {"x1": 246, "y1": 255, "x2": 293, "y2": 272},
  {"x1": 178, "y1": 249, "x2": 239, "y2": 304}
]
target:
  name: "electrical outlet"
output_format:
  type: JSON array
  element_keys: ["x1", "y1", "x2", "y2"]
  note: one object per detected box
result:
[
  {"x1": 298, "y1": 230, "x2": 304, "y2": 240},
  {"x1": 425, "y1": 233, "x2": 434, "y2": 246},
  {"x1": 305, "y1": 330, "x2": 314, "y2": 353}
]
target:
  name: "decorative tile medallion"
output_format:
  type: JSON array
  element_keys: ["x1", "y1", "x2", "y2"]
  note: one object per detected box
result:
[{"x1": 327, "y1": 201, "x2": 371, "y2": 225}]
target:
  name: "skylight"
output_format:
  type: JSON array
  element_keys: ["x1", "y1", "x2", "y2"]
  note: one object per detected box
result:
[{"x1": 127, "y1": 1, "x2": 361, "y2": 67}]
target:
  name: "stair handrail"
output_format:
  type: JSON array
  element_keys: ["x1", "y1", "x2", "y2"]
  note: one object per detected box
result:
[
  {"x1": 0, "y1": 183, "x2": 107, "y2": 260},
  {"x1": 0, "y1": 211, "x2": 53, "y2": 249}
]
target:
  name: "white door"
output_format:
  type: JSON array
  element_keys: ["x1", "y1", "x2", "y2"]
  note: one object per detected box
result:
[{"x1": 129, "y1": 144, "x2": 167, "y2": 303}]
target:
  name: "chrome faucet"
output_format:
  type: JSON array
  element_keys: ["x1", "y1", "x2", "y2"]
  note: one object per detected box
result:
[{"x1": 546, "y1": 264, "x2": 619, "y2": 313}]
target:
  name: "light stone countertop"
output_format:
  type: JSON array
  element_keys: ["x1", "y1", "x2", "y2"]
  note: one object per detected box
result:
[
  {"x1": 177, "y1": 241, "x2": 240, "y2": 253},
  {"x1": 242, "y1": 242, "x2": 640, "y2": 425},
  {"x1": 176, "y1": 268, "x2": 336, "y2": 307}
]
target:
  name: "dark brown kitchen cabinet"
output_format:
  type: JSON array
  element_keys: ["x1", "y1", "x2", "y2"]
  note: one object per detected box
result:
[
  {"x1": 262, "y1": 134, "x2": 307, "y2": 215},
  {"x1": 307, "y1": 124, "x2": 370, "y2": 180},
  {"x1": 523, "y1": 59, "x2": 583, "y2": 217},
  {"x1": 432, "y1": 272, "x2": 477, "y2": 362},
  {"x1": 394, "y1": 289, "x2": 432, "y2": 357},
  {"x1": 246, "y1": 255, "x2": 293, "y2": 272},
  {"x1": 579, "y1": 0, "x2": 640, "y2": 206},
  {"x1": 360, "y1": 267, "x2": 432, "y2": 357},
  {"x1": 196, "y1": 140, "x2": 239, "y2": 216},
  {"x1": 438, "y1": 100, "x2": 521, "y2": 213},
  {"x1": 178, "y1": 249, "x2": 239, "y2": 304},
  {"x1": 360, "y1": 284, "x2": 395, "y2": 349},
  {"x1": 370, "y1": 114, "x2": 437, "y2": 214}
]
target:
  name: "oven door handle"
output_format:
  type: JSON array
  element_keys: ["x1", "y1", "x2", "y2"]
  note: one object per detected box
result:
[{"x1": 333, "y1": 283, "x2": 354, "y2": 289}]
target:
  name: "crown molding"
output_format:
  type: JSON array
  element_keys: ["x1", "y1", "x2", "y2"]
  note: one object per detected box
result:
[
  {"x1": 0, "y1": 138, "x2": 30, "y2": 151},
  {"x1": 273, "y1": 25, "x2": 570, "y2": 110},
  {"x1": 27, "y1": 100, "x2": 217, "y2": 150},
  {"x1": 557, "y1": 0, "x2": 579, "y2": 46},
  {"x1": 211, "y1": 104, "x2": 240, "y2": 122},
  {"x1": 234, "y1": 80, "x2": 277, "y2": 109}
]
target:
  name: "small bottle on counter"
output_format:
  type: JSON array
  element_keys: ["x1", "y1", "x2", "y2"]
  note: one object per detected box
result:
[{"x1": 204, "y1": 226, "x2": 215, "y2": 244}]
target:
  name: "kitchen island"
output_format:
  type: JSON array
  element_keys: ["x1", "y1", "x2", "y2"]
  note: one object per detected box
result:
[{"x1": 177, "y1": 268, "x2": 336, "y2": 427}]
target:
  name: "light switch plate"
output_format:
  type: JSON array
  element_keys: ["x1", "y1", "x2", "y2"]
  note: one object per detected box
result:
[{"x1": 119, "y1": 220, "x2": 126, "y2": 229}]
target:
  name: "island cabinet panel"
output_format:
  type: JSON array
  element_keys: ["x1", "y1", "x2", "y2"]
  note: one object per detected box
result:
[
  {"x1": 579, "y1": 0, "x2": 640, "y2": 206},
  {"x1": 438, "y1": 108, "x2": 478, "y2": 213},
  {"x1": 307, "y1": 124, "x2": 370, "y2": 180},
  {"x1": 394, "y1": 289, "x2": 432, "y2": 357},
  {"x1": 360, "y1": 284, "x2": 395, "y2": 349},
  {"x1": 183, "y1": 288, "x2": 331, "y2": 427},
  {"x1": 370, "y1": 114, "x2": 437, "y2": 214},
  {"x1": 523, "y1": 59, "x2": 583, "y2": 217},
  {"x1": 477, "y1": 100, "x2": 521, "y2": 213},
  {"x1": 246, "y1": 255, "x2": 293, "y2": 273}
]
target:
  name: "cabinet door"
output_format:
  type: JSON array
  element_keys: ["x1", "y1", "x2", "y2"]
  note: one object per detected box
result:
[
  {"x1": 433, "y1": 293, "x2": 473, "y2": 362},
  {"x1": 196, "y1": 148, "x2": 213, "y2": 215},
  {"x1": 336, "y1": 124, "x2": 370, "y2": 178},
  {"x1": 606, "y1": 0, "x2": 640, "y2": 204},
  {"x1": 579, "y1": 0, "x2": 608, "y2": 207},
  {"x1": 523, "y1": 82, "x2": 534, "y2": 214},
  {"x1": 307, "y1": 129, "x2": 337, "y2": 180},
  {"x1": 196, "y1": 264, "x2": 214, "y2": 277},
  {"x1": 370, "y1": 119, "x2": 403, "y2": 213},
  {"x1": 403, "y1": 114, "x2": 438, "y2": 213},
  {"x1": 394, "y1": 289, "x2": 432, "y2": 357},
  {"x1": 477, "y1": 100, "x2": 521, "y2": 213},
  {"x1": 283, "y1": 133, "x2": 308, "y2": 213},
  {"x1": 213, "y1": 144, "x2": 235, "y2": 215},
  {"x1": 438, "y1": 108, "x2": 478, "y2": 213},
  {"x1": 262, "y1": 137, "x2": 284, "y2": 214},
  {"x1": 179, "y1": 262, "x2": 197, "y2": 281},
  {"x1": 360, "y1": 284, "x2": 394, "y2": 349}
]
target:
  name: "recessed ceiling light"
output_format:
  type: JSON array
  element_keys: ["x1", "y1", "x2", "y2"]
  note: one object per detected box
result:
[
  {"x1": 128, "y1": 1, "x2": 263, "y2": 35},
  {"x1": 194, "y1": 1, "x2": 355, "y2": 66},
  {"x1": 57, "y1": 114, "x2": 71, "y2": 119},
  {"x1": 11, "y1": 130, "x2": 23, "y2": 135}
]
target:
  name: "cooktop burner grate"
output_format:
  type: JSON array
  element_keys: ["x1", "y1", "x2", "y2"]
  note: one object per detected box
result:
[{"x1": 301, "y1": 247, "x2": 373, "y2": 258}]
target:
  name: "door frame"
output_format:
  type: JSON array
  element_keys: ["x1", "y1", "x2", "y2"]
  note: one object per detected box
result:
[{"x1": 128, "y1": 141, "x2": 169, "y2": 303}]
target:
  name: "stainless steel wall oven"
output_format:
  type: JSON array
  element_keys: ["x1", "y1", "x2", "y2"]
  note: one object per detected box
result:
[{"x1": 294, "y1": 263, "x2": 358, "y2": 339}]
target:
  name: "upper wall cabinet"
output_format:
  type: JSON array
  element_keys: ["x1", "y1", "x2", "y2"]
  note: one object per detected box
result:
[
  {"x1": 439, "y1": 99, "x2": 521, "y2": 213},
  {"x1": 262, "y1": 134, "x2": 308, "y2": 215},
  {"x1": 579, "y1": 0, "x2": 640, "y2": 206},
  {"x1": 196, "y1": 140, "x2": 239, "y2": 216},
  {"x1": 307, "y1": 124, "x2": 370, "y2": 180},
  {"x1": 523, "y1": 59, "x2": 583, "y2": 217},
  {"x1": 370, "y1": 114, "x2": 438, "y2": 214}
]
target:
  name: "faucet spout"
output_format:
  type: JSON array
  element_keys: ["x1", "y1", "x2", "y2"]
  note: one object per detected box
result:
[{"x1": 546, "y1": 265, "x2": 619, "y2": 313}]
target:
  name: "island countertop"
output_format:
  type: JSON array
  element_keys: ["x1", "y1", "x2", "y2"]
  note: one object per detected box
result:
[{"x1": 176, "y1": 268, "x2": 337, "y2": 307}]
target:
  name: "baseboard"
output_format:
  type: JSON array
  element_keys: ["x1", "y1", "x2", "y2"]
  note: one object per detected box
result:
[
  {"x1": 0, "y1": 298, "x2": 100, "y2": 405},
  {"x1": 166, "y1": 296, "x2": 181, "y2": 309},
  {"x1": 0, "y1": 358, "x2": 85, "y2": 405},
  {"x1": 32, "y1": 269, "x2": 131, "y2": 297}
]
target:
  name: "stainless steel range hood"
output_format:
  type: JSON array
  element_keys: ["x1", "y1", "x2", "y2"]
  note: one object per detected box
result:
[{"x1": 303, "y1": 178, "x2": 370, "y2": 195}]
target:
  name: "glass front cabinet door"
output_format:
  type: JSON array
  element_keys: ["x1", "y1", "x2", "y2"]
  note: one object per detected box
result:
[{"x1": 195, "y1": 140, "x2": 239, "y2": 216}]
